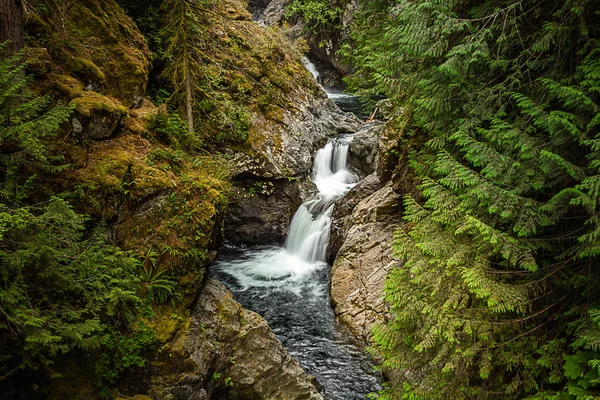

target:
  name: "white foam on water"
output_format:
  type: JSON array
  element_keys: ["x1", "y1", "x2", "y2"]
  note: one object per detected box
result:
[{"x1": 216, "y1": 135, "x2": 356, "y2": 293}]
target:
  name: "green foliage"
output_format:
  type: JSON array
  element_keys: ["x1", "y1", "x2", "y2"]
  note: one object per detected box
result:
[
  {"x1": 148, "y1": 109, "x2": 202, "y2": 149},
  {"x1": 345, "y1": 0, "x2": 600, "y2": 398},
  {"x1": 0, "y1": 198, "x2": 153, "y2": 386},
  {"x1": 0, "y1": 43, "x2": 72, "y2": 199},
  {"x1": 140, "y1": 249, "x2": 182, "y2": 305},
  {"x1": 0, "y1": 40, "x2": 155, "y2": 394},
  {"x1": 286, "y1": 0, "x2": 345, "y2": 34}
]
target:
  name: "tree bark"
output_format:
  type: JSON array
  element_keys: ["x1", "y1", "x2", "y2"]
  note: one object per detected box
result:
[
  {"x1": 185, "y1": 61, "x2": 194, "y2": 134},
  {"x1": 0, "y1": 0, "x2": 23, "y2": 54}
]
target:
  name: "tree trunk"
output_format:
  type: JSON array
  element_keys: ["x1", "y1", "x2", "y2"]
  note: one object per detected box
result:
[
  {"x1": 0, "y1": 0, "x2": 23, "y2": 54},
  {"x1": 185, "y1": 63, "x2": 194, "y2": 134}
]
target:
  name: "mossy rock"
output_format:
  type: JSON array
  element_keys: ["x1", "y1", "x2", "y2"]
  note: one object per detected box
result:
[
  {"x1": 57, "y1": 54, "x2": 106, "y2": 88},
  {"x1": 24, "y1": 47, "x2": 52, "y2": 78},
  {"x1": 70, "y1": 92, "x2": 128, "y2": 140},
  {"x1": 26, "y1": 0, "x2": 151, "y2": 108},
  {"x1": 47, "y1": 73, "x2": 86, "y2": 99}
]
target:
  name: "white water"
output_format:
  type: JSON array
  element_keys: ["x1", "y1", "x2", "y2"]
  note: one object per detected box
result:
[
  {"x1": 302, "y1": 56, "x2": 321, "y2": 83},
  {"x1": 214, "y1": 136, "x2": 357, "y2": 291},
  {"x1": 211, "y1": 95, "x2": 382, "y2": 399}
]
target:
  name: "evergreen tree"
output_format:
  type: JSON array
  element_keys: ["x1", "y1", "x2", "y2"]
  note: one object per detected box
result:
[
  {"x1": 162, "y1": 0, "x2": 213, "y2": 134},
  {"x1": 345, "y1": 0, "x2": 600, "y2": 398},
  {"x1": 0, "y1": 42, "x2": 72, "y2": 199}
]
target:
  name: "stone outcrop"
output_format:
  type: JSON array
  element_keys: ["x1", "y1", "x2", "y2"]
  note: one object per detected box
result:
[
  {"x1": 347, "y1": 122, "x2": 384, "y2": 177},
  {"x1": 225, "y1": 178, "x2": 317, "y2": 246},
  {"x1": 330, "y1": 181, "x2": 401, "y2": 342},
  {"x1": 328, "y1": 173, "x2": 380, "y2": 262},
  {"x1": 254, "y1": 0, "x2": 291, "y2": 25},
  {"x1": 149, "y1": 279, "x2": 324, "y2": 400},
  {"x1": 235, "y1": 95, "x2": 361, "y2": 180},
  {"x1": 226, "y1": 90, "x2": 361, "y2": 246}
]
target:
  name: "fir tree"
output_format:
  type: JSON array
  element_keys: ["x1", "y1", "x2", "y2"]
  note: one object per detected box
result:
[
  {"x1": 162, "y1": 0, "x2": 213, "y2": 134},
  {"x1": 345, "y1": 0, "x2": 600, "y2": 398}
]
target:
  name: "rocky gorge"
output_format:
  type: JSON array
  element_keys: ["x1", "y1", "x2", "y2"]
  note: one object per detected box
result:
[{"x1": 1, "y1": 0, "x2": 410, "y2": 399}]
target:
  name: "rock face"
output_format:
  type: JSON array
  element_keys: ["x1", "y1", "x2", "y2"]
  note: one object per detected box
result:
[
  {"x1": 329, "y1": 180, "x2": 401, "y2": 342},
  {"x1": 225, "y1": 179, "x2": 317, "y2": 246},
  {"x1": 347, "y1": 122, "x2": 384, "y2": 177},
  {"x1": 151, "y1": 279, "x2": 324, "y2": 400},
  {"x1": 254, "y1": 0, "x2": 291, "y2": 24},
  {"x1": 328, "y1": 173, "x2": 380, "y2": 262},
  {"x1": 226, "y1": 92, "x2": 360, "y2": 245}
]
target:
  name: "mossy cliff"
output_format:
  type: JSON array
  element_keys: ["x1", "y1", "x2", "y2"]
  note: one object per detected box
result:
[
  {"x1": 15, "y1": 0, "x2": 336, "y2": 398},
  {"x1": 24, "y1": 0, "x2": 228, "y2": 295}
]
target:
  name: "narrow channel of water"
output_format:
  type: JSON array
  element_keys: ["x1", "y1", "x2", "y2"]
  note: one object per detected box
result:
[{"x1": 210, "y1": 136, "x2": 382, "y2": 399}]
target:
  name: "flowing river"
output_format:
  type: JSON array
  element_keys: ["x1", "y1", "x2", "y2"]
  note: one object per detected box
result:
[{"x1": 211, "y1": 135, "x2": 382, "y2": 399}]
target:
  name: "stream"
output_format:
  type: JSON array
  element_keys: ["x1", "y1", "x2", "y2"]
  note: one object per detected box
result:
[{"x1": 211, "y1": 133, "x2": 382, "y2": 398}]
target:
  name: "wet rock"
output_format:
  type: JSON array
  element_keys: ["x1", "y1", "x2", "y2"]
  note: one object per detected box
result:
[
  {"x1": 151, "y1": 278, "x2": 324, "y2": 400},
  {"x1": 328, "y1": 173, "x2": 381, "y2": 262},
  {"x1": 330, "y1": 182, "x2": 401, "y2": 343},
  {"x1": 348, "y1": 122, "x2": 384, "y2": 177},
  {"x1": 224, "y1": 178, "x2": 317, "y2": 246}
]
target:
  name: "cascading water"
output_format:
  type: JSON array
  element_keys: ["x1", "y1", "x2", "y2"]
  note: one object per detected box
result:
[
  {"x1": 301, "y1": 57, "x2": 367, "y2": 119},
  {"x1": 285, "y1": 136, "x2": 357, "y2": 263},
  {"x1": 211, "y1": 136, "x2": 382, "y2": 399}
]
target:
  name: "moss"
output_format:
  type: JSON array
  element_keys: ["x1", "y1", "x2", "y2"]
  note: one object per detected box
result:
[
  {"x1": 266, "y1": 105, "x2": 285, "y2": 123},
  {"x1": 26, "y1": 0, "x2": 151, "y2": 107},
  {"x1": 59, "y1": 54, "x2": 106, "y2": 85},
  {"x1": 70, "y1": 92, "x2": 129, "y2": 117},
  {"x1": 146, "y1": 305, "x2": 191, "y2": 344},
  {"x1": 48, "y1": 73, "x2": 85, "y2": 99}
]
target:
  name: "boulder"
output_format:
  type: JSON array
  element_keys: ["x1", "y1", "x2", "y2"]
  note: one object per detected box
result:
[
  {"x1": 70, "y1": 92, "x2": 128, "y2": 140},
  {"x1": 330, "y1": 182, "x2": 401, "y2": 342},
  {"x1": 348, "y1": 122, "x2": 384, "y2": 177},
  {"x1": 150, "y1": 278, "x2": 324, "y2": 400},
  {"x1": 224, "y1": 178, "x2": 317, "y2": 246},
  {"x1": 327, "y1": 173, "x2": 381, "y2": 262}
]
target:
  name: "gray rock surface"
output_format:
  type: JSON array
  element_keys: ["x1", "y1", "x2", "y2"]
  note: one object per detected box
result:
[
  {"x1": 328, "y1": 173, "x2": 381, "y2": 262},
  {"x1": 225, "y1": 178, "x2": 317, "y2": 246},
  {"x1": 348, "y1": 122, "x2": 384, "y2": 177},
  {"x1": 155, "y1": 278, "x2": 324, "y2": 400},
  {"x1": 226, "y1": 90, "x2": 360, "y2": 246},
  {"x1": 233, "y1": 96, "x2": 361, "y2": 180},
  {"x1": 330, "y1": 182, "x2": 401, "y2": 343},
  {"x1": 72, "y1": 109, "x2": 123, "y2": 140},
  {"x1": 256, "y1": 0, "x2": 291, "y2": 25}
]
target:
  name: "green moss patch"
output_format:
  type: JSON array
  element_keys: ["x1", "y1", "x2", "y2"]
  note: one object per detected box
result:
[{"x1": 70, "y1": 92, "x2": 129, "y2": 117}]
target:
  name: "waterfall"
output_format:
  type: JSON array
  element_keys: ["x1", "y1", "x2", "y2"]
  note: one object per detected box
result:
[
  {"x1": 212, "y1": 135, "x2": 357, "y2": 290},
  {"x1": 285, "y1": 136, "x2": 357, "y2": 263},
  {"x1": 302, "y1": 56, "x2": 321, "y2": 83},
  {"x1": 211, "y1": 136, "x2": 382, "y2": 399}
]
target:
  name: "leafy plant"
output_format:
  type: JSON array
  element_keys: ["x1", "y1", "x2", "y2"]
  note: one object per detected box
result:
[
  {"x1": 286, "y1": 0, "x2": 345, "y2": 34},
  {"x1": 345, "y1": 0, "x2": 600, "y2": 398},
  {"x1": 140, "y1": 249, "x2": 182, "y2": 305}
]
